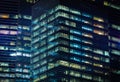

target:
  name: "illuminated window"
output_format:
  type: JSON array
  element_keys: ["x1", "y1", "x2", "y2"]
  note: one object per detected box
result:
[
  {"x1": 111, "y1": 49, "x2": 120, "y2": 55},
  {"x1": 33, "y1": 56, "x2": 39, "y2": 63},
  {"x1": 57, "y1": 12, "x2": 69, "y2": 18},
  {"x1": 70, "y1": 29, "x2": 81, "y2": 35},
  {"x1": 82, "y1": 26, "x2": 93, "y2": 31},
  {"x1": 70, "y1": 63, "x2": 81, "y2": 69},
  {"x1": 16, "y1": 68, "x2": 22, "y2": 72},
  {"x1": 48, "y1": 36, "x2": 55, "y2": 42},
  {"x1": 93, "y1": 16, "x2": 104, "y2": 22},
  {"x1": 104, "y1": 1, "x2": 110, "y2": 6},
  {"x1": 59, "y1": 26, "x2": 69, "y2": 31},
  {"x1": 81, "y1": 66, "x2": 87, "y2": 70},
  {"x1": 93, "y1": 63, "x2": 103, "y2": 68},
  {"x1": 0, "y1": 62, "x2": 9, "y2": 66},
  {"x1": 0, "y1": 25, "x2": 9, "y2": 29},
  {"x1": 105, "y1": 51, "x2": 109, "y2": 56},
  {"x1": 82, "y1": 39, "x2": 92, "y2": 45},
  {"x1": 47, "y1": 15, "x2": 55, "y2": 23},
  {"x1": 0, "y1": 46, "x2": 5, "y2": 50},
  {"x1": 70, "y1": 71, "x2": 81, "y2": 77},
  {"x1": 23, "y1": 69, "x2": 29, "y2": 73},
  {"x1": 12, "y1": 15, "x2": 18, "y2": 19},
  {"x1": 0, "y1": 30, "x2": 9, "y2": 34},
  {"x1": 10, "y1": 42, "x2": 15, "y2": 45},
  {"x1": 58, "y1": 60, "x2": 69, "y2": 67},
  {"x1": 82, "y1": 13, "x2": 92, "y2": 18},
  {"x1": 94, "y1": 49, "x2": 103, "y2": 55},
  {"x1": 59, "y1": 33, "x2": 69, "y2": 39},
  {"x1": 40, "y1": 33, "x2": 47, "y2": 40},
  {"x1": 82, "y1": 73, "x2": 92, "y2": 80},
  {"x1": 40, "y1": 60, "x2": 47, "y2": 66},
  {"x1": 57, "y1": 5, "x2": 81, "y2": 15},
  {"x1": 93, "y1": 23, "x2": 104, "y2": 29},
  {"x1": 23, "y1": 15, "x2": 31, "y2": 20},
  {"x1": 65, "y1": 20, "x2": 76, "y2": 27},
  {"x1": 110, "y1": 4, "x2": 120, "y2": 10},
  {"x1": 39, "y1": 74, "x2": 47, "y2": 81},
  {"x1": 59, "y1": 40, "x2": 69, "y2": 46},
  {"x1": 23, "y1": 37, "x2": 31, "y2": 41},
  {"x1": 23, "y1": 26, "x2": 30, "y2": 30},
  {"x1": 94, "y1": 70, "x2": 104, "y2": 75},
  {"x1": 58, "y1": 5, "x2": 69, "y2": 11},
  {"x1": 70, "y1": 57, "x2": 81, "y2": 62},
  {"x1": 82, "y1": 20, "x2": 92, "y2": 25},
  {"x1": 82, "y1": 45, "x2": 92, "y2": 51},
  {"x1": 82, "y1": 59, "x2": 92, "y2": 65},
  {"x1": 26, "y1": 0, "x2": 37, "y2": 3},
  {"x1": 93, "y1": 76, "x2": 104, "y2": 82},
  {"x1": 10, "y1": 25, "x2": 17, "y2": 29},
  {"x1": 112, "y1": 24, "x2": 120, "y2": 30},
  {"x1": 111, "y1": 36, "x2": 120, "y2": 43},
  {"x1": 40, "y1": 14, "x2": 47, "y2": 21},
  {"x1": 70, "y1": 15, "x2": 81, "y2": 21},
  {"x1": 82, "y1": 33, "x2": 93, "y2": 38},
  {"x1": 93, "y1": 56, "x2": 100, "y2": 60},
  {"x1": 23, "y1": 53, "x2": 30, "y2": 57},
  {"x1": 59, "y1": 47, "x2": 69, "y2": 53},
  {"x1": 48, "y1": 42, "x2": 58, "y2": 49},
  {"x1": 70, "y1": 49, "x2": 81, "y2": 55},
  {"x1": 0, "y1": 14, "x2": 9, "y2": 18},
  {"x1": 40, "y1": 53, "x2": 46, "y2": 59},
  {"x1": 70, "y1": 43, "x2": 81, "y2": 49},
  {"x1": 111, "y1": 43, "x2": 120, "y2": 50},
  {"x1": 48, "y1": 29, "x2": 54, "y2": 35},
  {"x1": 33, "y1": 19, "x2": 38, "y2": 25},
  {"x1": 70, "y1": 35, "x2": 81, "y2": 42},
  {"x1": 48, "y1": 63, "x2": 55, "y2": 69},
  {"x1": 2, "y1": 68, "x2": 9, "y2": 72},
  {"x1": 40, "y1": 66, "x2": 47, "y2": 73},
  {"x1": 0, "y1": 79, "x2": 10, "y2": 82},
  {"x1": 10, "y1": 31, "x2": 17, "y2": 35},
  {"x1": 40, "y1": 20, "x2": 47, "y2": 27},
  {"x1": 101, "y1": 57, "x2": 109, "y2": 63},
  {"x1": 94, "y1": 29, "x2": 104, "y2": 35},
  {"x1": 70, "y1": 9, "x2": 81, "y2": 15},
  {"x1": 82, "y1": 53, "x2": 92, "y2": 58}
]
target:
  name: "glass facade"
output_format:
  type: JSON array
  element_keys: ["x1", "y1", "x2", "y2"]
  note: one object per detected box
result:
[
  {"x1": 0, "y1": 0, "x2": 119, "y2": 82},
  {"x1": 32, "y1": 3, "x2": 110, "y2": 82},
  {"x1": 109, "y1": 13, "x2": 120, "y2": 82},
  {"x1": 0, "y1": 0, "x2": 31, "y2": 82}
]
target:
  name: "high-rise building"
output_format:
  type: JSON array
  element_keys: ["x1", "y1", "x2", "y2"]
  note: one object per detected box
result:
[
  {"x1": 31, "y1": 0, "x2": 110, "y2": 82},
  {"x1": 1, "y1": 0, "x2": 119, "y2": 82},
  {"x1": 0, "y1": 0, "x2": 32, "y2": 81},
  {"x1": 100, "y1": 0, "x2": 120, "y2": 81},
  {"x1": 0, "y1": 0, "x2": 20, "y2": 81},
  {"x1": 106, "y1": 2, "x2": 120, "y2": 82}
]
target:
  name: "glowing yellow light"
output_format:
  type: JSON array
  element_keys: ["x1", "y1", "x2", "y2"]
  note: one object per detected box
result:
[
  {"x1": 104, "y1": 1, "x2": 109, "y2": 6},
  {"x1": 0, "y1": 14, "x2": 9, "y2": 18},
  {"x1": 94, "y1": 30, "x2": 104, "y2": 35},
  {"x1": 93, "y1": 17, "x2": 104, "y2": 22}
]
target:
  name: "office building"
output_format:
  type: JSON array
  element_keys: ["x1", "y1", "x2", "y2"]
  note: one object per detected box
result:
[
  {"x1": 106, "y1": 2, "x2": 120, "y2": 82},
  {"x1": 0, "y1": 0, "x2": 31, "y2": 81},
  {"x1": 0, "y1": 0, "x2": 119, "y2": 82},
  {"x1": 31, "y1": 0, "x2": 110, "y2": 82}
]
